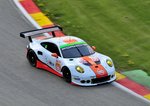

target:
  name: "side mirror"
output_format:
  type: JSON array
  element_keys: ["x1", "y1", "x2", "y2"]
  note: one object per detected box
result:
[
  {"x1": 91, "y1": 46, "x2": 96, "y2": 50},
  {"x1": 51, "y1": 53, "x2": 58, "y2": 58}
]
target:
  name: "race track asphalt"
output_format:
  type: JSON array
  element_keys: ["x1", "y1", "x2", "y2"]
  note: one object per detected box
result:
[{"x1": 0, "y1": 0, "x2": 149, "y2": 106}]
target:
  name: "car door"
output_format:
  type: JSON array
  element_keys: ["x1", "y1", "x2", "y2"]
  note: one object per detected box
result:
[{"x1": 41, "y1": 42, "x2": 62, "y2": 71}]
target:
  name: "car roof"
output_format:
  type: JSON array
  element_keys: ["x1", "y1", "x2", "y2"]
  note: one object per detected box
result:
[{"x1": 33, "y1": 36, "x2": 87, "y2": 48}]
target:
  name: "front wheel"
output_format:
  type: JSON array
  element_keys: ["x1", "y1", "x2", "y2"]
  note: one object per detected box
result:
[
  {"x1": 63, "y1": 69, "x2": 71, "y2": 83},
  {"x1": 27, "y1": 50, "x2": 37, "y2": 67}
]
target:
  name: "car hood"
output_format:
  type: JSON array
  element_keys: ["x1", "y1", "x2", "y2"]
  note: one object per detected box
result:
[
  {"x1": 63, "y1": 52, "x2": 115, "y2": 77},
  {"x1": 63, "y1": 52, "x2": 108, "y2": 64}
]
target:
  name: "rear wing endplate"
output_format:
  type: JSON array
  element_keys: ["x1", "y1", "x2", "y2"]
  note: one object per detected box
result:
[{"x1": 20, "y1": 25, "x2": 63, "y2": 42}]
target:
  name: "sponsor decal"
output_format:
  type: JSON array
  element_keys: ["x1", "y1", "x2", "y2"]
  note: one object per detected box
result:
[
  {"x1": 60, "y1": 42, "x2": 86, "y2": 49},
  {"x1": 55, "y1": 60, "x2": 61, "y2": 71},
  {"x1": 63, "y1": 38, "x2": 77, "y2": 44},
  {"x1": 74, "y1": 77, "x2": 80, "y2": 80},
  {"x1": 92, "y1": 57, "x2": 100, "y2": 62},
  {"x1": 45, "y1": 56, "x2": 54, "y2": 66},
  {"x1": 49, "y1": 61, "x2": 54, "y2": 66},
  {"x1": 97, "y1": 70, "x2": 104, "y2": 75}
]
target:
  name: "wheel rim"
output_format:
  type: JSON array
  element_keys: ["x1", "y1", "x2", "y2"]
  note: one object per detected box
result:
[
  {"x1": 63, "y1": 70, "x2": 71, "y2": 83},
  {"x1": 28, "y1": 52, "x2": 36, "y2": 66}
]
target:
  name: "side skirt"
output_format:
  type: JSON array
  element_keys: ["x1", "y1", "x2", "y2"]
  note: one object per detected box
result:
[{"x1": 36, "y1": 60, "x2": 63, "y2": 77}]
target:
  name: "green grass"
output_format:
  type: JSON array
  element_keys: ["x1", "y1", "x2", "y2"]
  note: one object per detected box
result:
[{"x1": 34, "y1": 0, "x2": 150, "y2": 75}]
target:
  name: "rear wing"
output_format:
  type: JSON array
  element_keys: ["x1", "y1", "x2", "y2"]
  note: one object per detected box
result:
[{"x1": 20, "y1": 25, "x2": 63, "y2": 42}]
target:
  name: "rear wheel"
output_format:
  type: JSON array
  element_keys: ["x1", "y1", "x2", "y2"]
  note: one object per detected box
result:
[
  {"x1": 27, "y1": 50, "x2": 37, "y2": 67},
  {"x1": 63, "y1": 68, "x2": 71, "y2": 83}
]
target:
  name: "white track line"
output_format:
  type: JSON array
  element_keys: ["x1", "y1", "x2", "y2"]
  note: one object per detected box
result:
[
  {"x1": 13, "y1": 0, "x2": 41, "y2": 29},
  {"x1": 13, "y1": 0, "x2": 150, "y2": 104},
  {"x1": 13, "y1": 0, "x2": 50, "y2": 37}
]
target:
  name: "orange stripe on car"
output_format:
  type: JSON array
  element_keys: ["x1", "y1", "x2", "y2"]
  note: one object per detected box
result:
[{"x1": 82, "y1": 56, "x2": 108, "y2": 78}]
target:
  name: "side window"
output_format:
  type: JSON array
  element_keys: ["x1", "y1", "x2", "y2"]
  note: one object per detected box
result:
[{"x1": 41, "y1": 42, "x2": 61, "y2": 57}]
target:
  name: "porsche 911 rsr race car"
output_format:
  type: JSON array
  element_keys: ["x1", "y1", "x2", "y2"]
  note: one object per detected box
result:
[{"x1": 20, "y1": 26, "x2": 116, "y2": 86}]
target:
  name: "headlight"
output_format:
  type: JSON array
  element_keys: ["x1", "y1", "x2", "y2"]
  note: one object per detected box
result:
[
  {"x1": 106, "y1": 59, "x2": 113, "y2": 67},
  {"x1": 75, "y1": 66, "x2": 84, "y2": 73}
]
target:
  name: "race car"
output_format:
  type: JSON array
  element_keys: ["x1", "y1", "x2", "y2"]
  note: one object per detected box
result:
[{"x1": 20, "y1": 26, "x2": 116, "y2": 86}]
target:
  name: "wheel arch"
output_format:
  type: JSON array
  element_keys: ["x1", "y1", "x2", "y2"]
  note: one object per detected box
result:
[
  {"x1": 61, "y1": 66, "x2": 72, "y2": 83},
  {"x1": 26, "y1": 49, "x2": 38, "y2": 67},
  {"x1": 61, "y1": 66, "x2": 70, "y2": 72},
  {"x1": 27, "y1": 49, "x2": 39, "y2": 58}
]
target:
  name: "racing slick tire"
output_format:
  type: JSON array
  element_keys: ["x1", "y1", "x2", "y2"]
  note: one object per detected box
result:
[
  {"x1": 62, "y1": 67, "x2": 72, "y2": 83},
  {"x1": 27, "y1": 50, "x2": 37, "y2": 67}
]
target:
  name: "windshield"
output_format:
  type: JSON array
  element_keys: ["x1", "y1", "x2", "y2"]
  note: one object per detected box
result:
[{"x1": 61, "y1": 44, "x2": 95, "y2": 58}]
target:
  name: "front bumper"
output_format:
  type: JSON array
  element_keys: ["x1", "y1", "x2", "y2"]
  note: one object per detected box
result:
[{"x1": 71, "y1": 73, "x2": 116, "y2": 86}]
